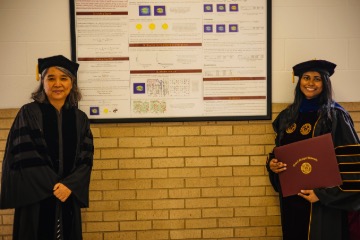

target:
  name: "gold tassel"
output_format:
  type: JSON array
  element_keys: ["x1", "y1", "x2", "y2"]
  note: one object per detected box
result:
[
  {"x1": 36, "y1": 64, "x2": 39, "y2": 81},
  {"x1": 292, "y1": 71, "x2": 295, "y2": 83}
]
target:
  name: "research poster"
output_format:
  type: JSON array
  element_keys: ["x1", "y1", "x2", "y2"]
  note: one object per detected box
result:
[{"x1": 71, "y1": 0, "x2": 271, "y2": 122}]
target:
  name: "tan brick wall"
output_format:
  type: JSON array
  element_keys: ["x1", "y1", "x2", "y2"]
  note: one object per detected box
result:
[{"x1": 0, "y1": 103, "x2": 359, "y2": 240}]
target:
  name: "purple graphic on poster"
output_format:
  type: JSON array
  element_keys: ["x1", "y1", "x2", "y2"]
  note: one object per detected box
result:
[
  {"x1": 154, "y1": 6, "x2": 166, "y2": 16},
  {"x1": 90, "y1": 107, "x2": 100, "y2": 115},
  {"x1": 217, "y1": 4, "x2": 226, "y2": 12},
  {"x1": 134, "y1": 83, "x2": 146, "y2": 94},
  {"x1": 229, "y1": 24, "x2": 238, "y2": 32},
  {"x1": 204, "y1": 24, "x2": 213, "y2": 33},
  {"x1": 229, "y1": 4, "x2": 239, "y2": 12},
  {"x1": 216, "y1": 24, "x2": 226, "y2": 33},
  {"x1": 139, "y1": 5, "x2": 151, "y2": 16},
  {"x1": 204, "y1": 4, "x2": 213, "y2": 12}
]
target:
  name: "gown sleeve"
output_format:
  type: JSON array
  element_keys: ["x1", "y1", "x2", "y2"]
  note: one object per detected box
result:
[
  {"x1": 266, "y1": 109, "x2": 287, "y2": 193},
  {"x1": 0, "y1": 103, "x2": 58, "y2": 209},
  {"x1": 314, "y1": 107, "x2": 360, "y2": 211},
  {"x1": 61, "y1": 110, "x2": 94, "y2": 208}
]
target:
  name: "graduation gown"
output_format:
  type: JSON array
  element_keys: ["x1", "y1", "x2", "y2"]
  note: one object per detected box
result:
[
  {"x1": 0, "y1": 101, "x2": 94, "y2": 240},
  {"x1": 267, "y1": 103, "x2": 360, "y2": 240}
]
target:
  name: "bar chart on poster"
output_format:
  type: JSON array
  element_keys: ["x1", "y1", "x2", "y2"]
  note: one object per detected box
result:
[{"x1": 70, "y1": 0, "x2": 271, "y2": 122}]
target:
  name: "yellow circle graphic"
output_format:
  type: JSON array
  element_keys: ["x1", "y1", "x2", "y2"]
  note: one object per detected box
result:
[
  {"x1": 136, "y1": 24, "x2": 142, "y2": 30},
  {"x1": 149, "y1": 23, "x2": 156, "y2": 30},
  {"x1": 300, "y1": 123, "x2": 312, "y2": 135},
  {"x1": 286, "y1": 123, "x2": 296, "y2": 134},
  {"x1": 162, "y1": 23, "x2": 168, "y2": 30},
  {"x1": 301, "y1": 162, "x2": 312, "y2": 174}
]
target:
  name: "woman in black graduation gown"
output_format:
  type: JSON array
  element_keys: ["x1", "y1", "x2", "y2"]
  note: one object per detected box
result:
[
  {"x1": 266, "y1": 59, "x2": 360, "y2": 240},
  {"x1": 0, "y1": 55, "x2": 94, "y2": 240}
]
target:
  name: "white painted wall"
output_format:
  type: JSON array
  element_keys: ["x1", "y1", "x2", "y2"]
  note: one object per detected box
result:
[
  {"x1": 0, "y1": 0, "x2": 359, "y2": 108},
  {"x1": 272, "y1": 0, "x2": 360, "y2": 103}
]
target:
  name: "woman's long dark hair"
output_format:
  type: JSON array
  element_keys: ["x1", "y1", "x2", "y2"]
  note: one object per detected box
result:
[
  {"x1": 31, "y1": 66, "x2": 82, "y2": 107},
  {"x1": 277, "y1": 71, "x2": 334, "y2": 137}
]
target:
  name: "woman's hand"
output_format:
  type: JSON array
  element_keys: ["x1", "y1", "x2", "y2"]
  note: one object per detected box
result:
[
  {"x1": 269, "y1": 158, "x2": 287, "y2": 173},
  {"x1": 53, "y1": 183, "x2": 72, "y2": 202},
  {"x1": 298, "y1": 190, "x2": 319, "y2": 203}
]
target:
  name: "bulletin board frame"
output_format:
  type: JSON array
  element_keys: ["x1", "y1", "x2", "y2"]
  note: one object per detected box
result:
[{"x1": 70, "y1": 0, "x2": 272, "y2": 123}]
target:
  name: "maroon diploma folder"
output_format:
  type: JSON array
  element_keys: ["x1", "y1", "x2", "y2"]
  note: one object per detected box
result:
[{"x1": 274, "y1": 133, "x2": 342, "y2": 197}]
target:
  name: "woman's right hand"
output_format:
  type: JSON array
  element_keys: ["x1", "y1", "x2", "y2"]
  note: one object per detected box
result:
[{"x1": 269, "y1": 158, "x2": 287, "y2": 173}]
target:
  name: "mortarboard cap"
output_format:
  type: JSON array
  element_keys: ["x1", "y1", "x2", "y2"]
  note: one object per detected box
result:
[
  {"x1": 36, "y1": 55, "x2": 79, "y2": 81},
  {"x1": 293, "y1": 59, "x2": 336, "y2": 77}
]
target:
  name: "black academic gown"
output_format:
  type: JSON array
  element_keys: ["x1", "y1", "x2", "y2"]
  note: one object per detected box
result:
[
  {"x1": 0, "y1": 101, "x2": 94, "y2": 240},
  {"x1": 267, "y1": 103, "x2": 360, "y2": 240}
]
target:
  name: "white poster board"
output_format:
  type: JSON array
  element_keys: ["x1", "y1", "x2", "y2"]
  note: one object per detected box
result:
[{"x1": 70, "y1": 0, "x2": 272, "y2": 122}]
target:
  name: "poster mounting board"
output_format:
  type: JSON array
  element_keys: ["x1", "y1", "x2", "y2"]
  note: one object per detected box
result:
[{"x1": 70, "y1": 0, "x2": 272, "y2": 123}]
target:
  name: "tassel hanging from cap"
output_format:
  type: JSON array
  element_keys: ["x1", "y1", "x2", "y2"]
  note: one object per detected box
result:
[
  {"x1": 36, "y1": 64, "x2": 40, "y2": 81},
  {"x1": 292, "y1": 71, "x2": 295, "y2": 83}
]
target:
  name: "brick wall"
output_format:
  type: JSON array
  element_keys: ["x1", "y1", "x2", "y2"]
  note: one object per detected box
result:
[{"x1": 0, "y1": 102, "x2": 359, "y2": 240}]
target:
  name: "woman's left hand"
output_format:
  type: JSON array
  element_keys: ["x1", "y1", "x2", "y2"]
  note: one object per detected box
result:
[
  {"x1": 298, "y1": 190, "x2": 319, "y2": 203},
  {"x1": 53, "y1": 183, "x2": 72, "y2": 202}
]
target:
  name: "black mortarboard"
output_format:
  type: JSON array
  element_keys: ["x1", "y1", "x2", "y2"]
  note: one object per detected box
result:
[
  {"x1": 37, "y1": 55, "x2": 79, "y2": 81},
  {"x1": 293, "y1": 59, "x2": 336, "y2": 77}
]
